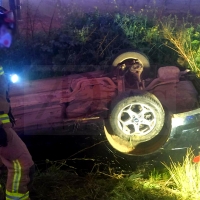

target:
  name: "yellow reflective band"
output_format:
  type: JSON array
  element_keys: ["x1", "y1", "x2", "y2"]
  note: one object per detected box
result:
[
  {"x1": 0, "y1": 114, "x2": 8, "y2": 118},
  {"x1": 6, "y1": 190, "x2": 29, "y2": 200},
  {"x1": 0, "y1": 66, "x2": 4, "y2": 75},
  {"x1": 0, "y1": 114, "x2": 10, "y2": 124},
  {"x1": 12, "y1": 160, "x2": 22, "y2": 193}
]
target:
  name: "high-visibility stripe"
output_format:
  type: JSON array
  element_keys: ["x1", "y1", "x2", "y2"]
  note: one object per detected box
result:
[
  {"x1": 6, "y1": 160, "x2": 30, "y2": 200},
  {"x1": 12, "y1": 160, "x2": 21, "y2": 193},
  {"x1": 0, "y1": 66, "x2": 4, "y2": 75},
  {"x1": 6, "y1": 190, "x2": 29, "y2": 200},
  {"x1": 0, "y1": 114, "x2": 10, "y2": 124}
]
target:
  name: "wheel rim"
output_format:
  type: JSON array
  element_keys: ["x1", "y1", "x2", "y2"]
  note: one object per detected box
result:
[{"x1": 117, "y1": 103, "x2": 156, "y2": 137}]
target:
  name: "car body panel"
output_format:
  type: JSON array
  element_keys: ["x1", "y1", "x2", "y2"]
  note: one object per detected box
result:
[{"x1": 8, "y1": 64, "x2": 200, "y2": 156}]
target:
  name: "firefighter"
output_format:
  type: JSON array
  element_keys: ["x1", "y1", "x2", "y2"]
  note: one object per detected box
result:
[{"x1": 0, "y1": 9, "x2": 35, "y2": 200}]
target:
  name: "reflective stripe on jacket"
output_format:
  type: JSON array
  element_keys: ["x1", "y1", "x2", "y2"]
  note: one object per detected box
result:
[
  {"x1": 5, "y1": 160, "x2": 30, "y2": 200},
  {"x1": 0, "y1": 113, "x2": 10, "y2": 124},
  {"x1": 6, "y1": 190, "x2": 29, "y2": 200}
]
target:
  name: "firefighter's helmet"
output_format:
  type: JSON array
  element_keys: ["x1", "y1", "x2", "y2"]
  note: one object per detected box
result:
[{"x1": 0, "y1": 7, "x2": 15, "y2": 48}]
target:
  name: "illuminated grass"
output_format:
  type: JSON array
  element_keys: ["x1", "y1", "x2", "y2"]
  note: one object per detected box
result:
[
  {"x1": 0, "y1": 155, "x2": 197, "y2": 200},
  {"x1": 163, "y1": 148, "x2": 200, "y2": 200},
  {"x1": 29, "y1": 166, "x2": 178, "y2": 200}
]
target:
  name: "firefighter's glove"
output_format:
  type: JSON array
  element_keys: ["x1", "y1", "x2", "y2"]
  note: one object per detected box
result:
[{"x1": 0, "y1": 126, "x2": 7, "y2": 147}]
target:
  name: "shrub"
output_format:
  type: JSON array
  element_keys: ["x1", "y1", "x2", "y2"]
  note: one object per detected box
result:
[
  {"x1": 0, "y1": 10, "x2": 187, "y2": 79},
  {"x1": 161, "y1": 15, "x2": 200, "y2": 77}
]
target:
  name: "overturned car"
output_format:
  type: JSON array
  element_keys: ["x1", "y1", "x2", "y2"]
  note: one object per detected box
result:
[{"x1": 9, "y1": 50, "x2": 200, "y2": 156}]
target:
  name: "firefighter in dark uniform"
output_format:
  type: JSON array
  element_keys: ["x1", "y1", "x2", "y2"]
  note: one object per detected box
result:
[{"x1": 0, "y1": 9, "x2": 35, "y2": 200}]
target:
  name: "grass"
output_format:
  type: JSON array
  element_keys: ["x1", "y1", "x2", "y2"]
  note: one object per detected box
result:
[
  {"x1": 32, "y1": 148, "x2": 200, "y2": 200},
  {"x1": 0, "y1": 148, "x2": 199, "y2": 200},
  {"x1": 29, "y1": 166, "x2": 178, "y2": 200},
  {"x1": 163, "y1": 148, "x2": 200, "y2": 200},
  {"x1": 160, "y1": 15, "x2": 200, "y2": 77}
]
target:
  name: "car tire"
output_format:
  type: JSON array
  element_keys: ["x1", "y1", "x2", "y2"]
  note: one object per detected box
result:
[
  {"x1": 103, "y1": 106, "x2": 171, "y2": 156},
  {"x1": 112, "y1": 50, "x2": 150, "y2": 68},
  {"x1": 111, "y1": 50, "x2": 151, "y2": 79},
  {"x1": 108, "y1": 91, "x2": 165, "y2": 143}
]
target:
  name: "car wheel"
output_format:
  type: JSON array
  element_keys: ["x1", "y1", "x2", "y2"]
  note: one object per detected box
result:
[
  {"x1": 108, "y1": 91, "x2": 165, "y2": 143},
  {"x1": 111, "y1": 50, "x2": 150, "y2": 79},
  {"x1": 103, "y1": 107, "x2": 171, "y2": 156}
]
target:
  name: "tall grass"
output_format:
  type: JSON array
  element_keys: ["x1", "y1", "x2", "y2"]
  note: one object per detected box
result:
[
  {"x1": 161, "y1": 16, "x2": 200, "y2": 77},
  {"x1": 163, "y1": 148, "x2": 200, "y2": 200}
]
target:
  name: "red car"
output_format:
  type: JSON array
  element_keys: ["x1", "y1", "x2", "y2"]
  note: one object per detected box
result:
[{"x1": 9, "y1": 50, "x2": 200, "y2": 156}]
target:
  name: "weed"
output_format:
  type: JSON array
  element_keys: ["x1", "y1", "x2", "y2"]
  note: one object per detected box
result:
[
  {"x1": 161, "y1": 15, "x2": 200, "y2": 77},
  {"x1": 149, "y1": 168, "x2": 162, "y2": 182},
  {"x1": 163, "y1": 148, "x2": 200, "y2": 200}
]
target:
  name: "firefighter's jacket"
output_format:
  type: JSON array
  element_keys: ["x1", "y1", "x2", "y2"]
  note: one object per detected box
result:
[
  {"x1": 0, "y1": 66, "x2": 10, "y2": 125},
  {"x1": 0, "y1": 66, "x2": 33, "y2": 200}
]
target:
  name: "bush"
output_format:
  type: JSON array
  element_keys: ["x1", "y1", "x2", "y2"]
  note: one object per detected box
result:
[{"x1": 0, "y1": 10, "x2": 190, "y2": 80}]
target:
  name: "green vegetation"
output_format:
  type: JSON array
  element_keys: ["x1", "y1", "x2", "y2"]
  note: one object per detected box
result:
[
  {"x1": 0, "y1": 148, "x2": 198, "y2": 199},
  {"x1": 161, "y1": 15, "x2": 200, "y2": 77},
  {"x1": 0, "y1": 9, "x2": 179, "y2": 79},
  {"x1": 1, "y1": 7, "x2": 199, "y2": 79},
  {"x1": 30, "y1": 149, "x2": 200, "y2": 200},
  {"x1": 163, "y1": 148, "x2": 200, "y2": 200}
]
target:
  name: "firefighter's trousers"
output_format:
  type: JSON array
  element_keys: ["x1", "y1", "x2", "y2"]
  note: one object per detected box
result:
[{"x1": 0, "y1": 126, "x2": 34, "y2": 200}]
